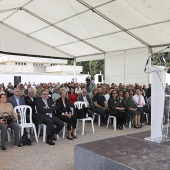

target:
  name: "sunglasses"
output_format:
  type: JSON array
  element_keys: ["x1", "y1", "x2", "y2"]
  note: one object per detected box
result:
[{"x1": 83, "y1": 92, "x2": 87, "y2": 93}]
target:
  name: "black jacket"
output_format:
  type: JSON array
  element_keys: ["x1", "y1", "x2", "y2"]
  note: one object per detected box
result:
[
  {"x1": 36, "y1": 98, "x2": 57, "y2": 124},
  {"x1": 56, "y1": 97, "x2": 71, "y2": 115}
]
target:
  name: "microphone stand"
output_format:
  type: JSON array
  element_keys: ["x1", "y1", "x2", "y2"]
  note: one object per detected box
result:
[{"x1": 144, "y1": 46, "x2": 169, "y2": 72}]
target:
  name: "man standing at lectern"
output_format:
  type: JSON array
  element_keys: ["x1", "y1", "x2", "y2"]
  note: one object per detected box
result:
[{"x1": 133, "y1": 89, "x2": 151, "y2": 125}]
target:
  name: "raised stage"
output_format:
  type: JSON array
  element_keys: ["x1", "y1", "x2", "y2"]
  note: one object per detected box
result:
[{"x1": 74, "y1": 131, "x2": 170, "y2": 170}]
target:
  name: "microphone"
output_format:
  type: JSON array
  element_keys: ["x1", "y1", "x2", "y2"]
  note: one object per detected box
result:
[{"x1": 144, "y1": 46, "x2": 169, "y2": 72}]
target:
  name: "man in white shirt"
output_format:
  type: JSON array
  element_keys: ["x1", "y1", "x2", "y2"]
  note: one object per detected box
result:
[
  {"x1": 78, "y1": 88, "x2": 93, "y2": 117},
  {"x1": 133, "y1": 88, "x2": 151, "y2": 125},
  {"x1": 75, "y1": 84, "x2": 81, "y2": 95},
  {"x1": 105, "y1": 87, "x2": 114, "y2": 103}
]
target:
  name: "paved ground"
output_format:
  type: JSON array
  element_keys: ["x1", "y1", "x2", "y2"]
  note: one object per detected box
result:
[{"x1": 0, "y1": 122, "x2": 151, "y2": 170}]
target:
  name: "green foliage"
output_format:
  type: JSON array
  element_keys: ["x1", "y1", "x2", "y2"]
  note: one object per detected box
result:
[
  {"x1": 68, "y1": 60, "x2": 104, "y2": 79},
  {"x1": 151, "y1": 52, "x2": 170, "y2": 66}
]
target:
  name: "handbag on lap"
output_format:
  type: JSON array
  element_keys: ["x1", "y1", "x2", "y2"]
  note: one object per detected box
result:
[{"x1": 0, "y1": 112, "x2": 14, "y2": 124}]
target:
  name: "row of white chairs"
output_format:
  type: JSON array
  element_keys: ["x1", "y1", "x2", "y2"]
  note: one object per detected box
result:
[{"x1": 3, "y1": 102, "x2": 127, "y2": 144}]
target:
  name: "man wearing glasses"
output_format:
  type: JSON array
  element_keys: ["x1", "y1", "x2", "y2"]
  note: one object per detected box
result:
[
  {"x1": 36, "y1": 89, "x2": 64, "y2": 145},
  {"x1": 93, "y1": 87, "x2": 108, "y2": 126},
  {"x1": 52, "y1": 87, "x2": 60, "y2": 102},
  {"x1": 78, "y1": 88, "x2": 93, "y2": 117},
  {"x1": 7, "y1": 88, "x2": 25, "y2": 108}
]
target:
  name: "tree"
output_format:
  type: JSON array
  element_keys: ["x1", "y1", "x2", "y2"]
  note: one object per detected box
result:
[{"x1": 68, "y1": 60, "x2": 104, "y2": 79}]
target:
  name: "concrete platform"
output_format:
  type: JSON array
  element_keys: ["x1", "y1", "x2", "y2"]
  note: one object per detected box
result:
[{"x1": 74, "y1": 131, "x2": 170, "y2": 170}]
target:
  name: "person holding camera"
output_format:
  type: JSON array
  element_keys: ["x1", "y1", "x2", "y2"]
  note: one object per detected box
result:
[{"x1": 0, "y1": 94, "x2": 21, "y2": 151}]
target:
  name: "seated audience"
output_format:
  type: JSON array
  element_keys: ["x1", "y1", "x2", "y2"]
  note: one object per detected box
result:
[
  {"x1": 117, "y1": 89, "x2": 124, "y2": 103},
  {"x1": 24, "y1": 88, "x2": 38, "y2": 132},
  {"x1": 133, "y1": 89, "x2": 151, "y2": 125},
  {"x1": 0, "y1": 94, "x2": 21, "y2": 151},
  {"x1": 105, "y1": 87, "x2": 114, "y2": 103},
  {"x1": 52, "y1": 87, "x2": 60, "y2": 102},
  {"x1": 122, "y1": 91, "x2": 141, "y2": 128},
  {"x1": 108, "y1": 90, "x2": 126, "y2": 130},
  {"x1": 36, "y1": 89, "x2": 64, "y2": 145},
  {"x1": 56, "y1": 89, "x2": 77, "y2": 140},
  {"x1": 7, "y1": 88, "x2": 25, "y2": 108},
  {"x1": 93, "y1": 87, "x2": 108, "y2": 126},
  {"x1": 68, "y1": 88, "x2": 77, "y2": 108},
  {"x1": 78, "y1": 88, "x2": 93, "y2": 117}
]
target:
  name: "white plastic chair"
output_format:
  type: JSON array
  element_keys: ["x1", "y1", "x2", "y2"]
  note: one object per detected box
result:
[
  {"x1": 93, "y1": 112, "x2": 101, "y2": 127},
  {"x1": 74, "y1": 101, "x2": 94, "y2": 135},
  {"x1": 14, "y1": 105, "x2": 38, "y2": 142},
  {"x1": 106, "y1": 115, "x2": 116, "y2": 130},
  {"x1": 38, "y1": 124, "x2": 59, "y2": 142}
]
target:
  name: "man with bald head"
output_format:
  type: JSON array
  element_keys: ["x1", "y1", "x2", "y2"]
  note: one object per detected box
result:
[{"x1": 7, "y1": 88, "x2": 25, "y2": 108}]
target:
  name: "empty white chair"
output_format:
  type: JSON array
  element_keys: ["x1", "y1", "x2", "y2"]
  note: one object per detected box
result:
[
  {"x1": 14, "y1": 105, "x2": 38, "y2": 142},
  {"x1": 74, "y1": 101, "x2": 94, "y2": 135},
  {"x1": 106, "y1": 115, "x2": 116, "y2": 130}
]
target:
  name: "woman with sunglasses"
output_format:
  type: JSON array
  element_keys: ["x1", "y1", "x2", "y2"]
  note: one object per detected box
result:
[
  {"x1": 122, "y1": 91, "x2": 141, "y2": 128},
  {"x1": 108, "y1": 90, "x2": 126, "y2": 130}
]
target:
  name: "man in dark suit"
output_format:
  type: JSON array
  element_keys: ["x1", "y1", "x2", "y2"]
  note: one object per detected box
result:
[
  {"x1": 24, "y1": 88, "x2": 38, "y2": 132},
  {"x1": 78, "y1": 88, "x2": 93, "y2": 117},
  {"x1": 36, "y1": 89, "x2": 64, "y2": 145},
  {"x1": 7, "y1": 88, "x2": 25, "y2": 108}
]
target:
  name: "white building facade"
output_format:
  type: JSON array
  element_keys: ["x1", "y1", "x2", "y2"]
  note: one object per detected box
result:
[{"x1": 0, "y1": 55, "x2": 85, "y2": 86}]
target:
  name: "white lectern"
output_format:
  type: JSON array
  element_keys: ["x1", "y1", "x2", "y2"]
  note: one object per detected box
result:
[{"x1": 145, "y1": 66, "x2": 170, "y2": 143}]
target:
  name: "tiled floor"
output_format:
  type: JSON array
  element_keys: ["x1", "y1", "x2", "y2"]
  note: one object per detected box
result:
[{"x1": 0, "y1": 122, "x2": 151, "y2": 170}]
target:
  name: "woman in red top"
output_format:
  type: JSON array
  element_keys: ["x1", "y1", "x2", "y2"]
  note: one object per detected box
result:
[{"x1": 68, "y1": 88, "x2": 77, "y2": 108}]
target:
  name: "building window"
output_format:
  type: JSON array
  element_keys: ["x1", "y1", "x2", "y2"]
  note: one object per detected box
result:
[
  {"x1": 21, "y1": 62, "x2": 23, "y2": 65},
  {"x1": 15, "y1": 62, "x2": 17, "y2": 65},
  {"x1": 24, "y1": 63, "x2": 26, "y2": 65}
]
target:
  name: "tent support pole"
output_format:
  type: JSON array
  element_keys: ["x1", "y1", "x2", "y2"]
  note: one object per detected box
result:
[{"x1": 74, "y1": 58, "x2": 76, "y2": 83}]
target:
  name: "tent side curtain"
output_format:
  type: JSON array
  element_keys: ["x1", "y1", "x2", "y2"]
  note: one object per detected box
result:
[{"x1": 105, "y1": 47, "x2": 149, "y2": 85}]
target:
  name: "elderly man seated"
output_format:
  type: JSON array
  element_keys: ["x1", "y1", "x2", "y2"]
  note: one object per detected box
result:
[{"x1": 78, "y1": 88, "x2": 93, "y2": 117}]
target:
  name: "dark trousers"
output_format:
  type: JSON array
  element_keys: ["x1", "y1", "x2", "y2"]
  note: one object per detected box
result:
[
  {"x1": 137, "y1": 107, "x2": 151, "y2": 123},
  {"x1": 26, "y1": 113, "x2": 38, "y2": 133},
  {"x1": 94, "y1": 108, "x2": 108, "y2": 122},
  {"x1": 42, "y1": 116, "x2": 64, "y2": 135},
  {"x1": 57, "y1": 115, "x2": 77, "y2": 130},
  {"x1": 0, "y1": 122, "x2": 20, "y2": 147},
  {"x1": 109, "y1": 111, "x2": 126, "y2": 127}
]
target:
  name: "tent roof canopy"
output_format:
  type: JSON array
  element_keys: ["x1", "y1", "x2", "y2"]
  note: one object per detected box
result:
[{"x1": 0, "y1": 0, "x2": 170, "y2": 59}]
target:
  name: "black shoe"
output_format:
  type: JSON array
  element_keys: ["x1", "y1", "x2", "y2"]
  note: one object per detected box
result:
[
  {"x1": 46, "y1": 139, "x2": 55, "y2": 145},
  {"x1": 67, "y1": 136, "x2": 73, "y2": 140},
  {"x1": 15, "y1": 143, "x2": 22, "y2": 148},
  {"x1": 134, "y1": 125, "x2": 140, "y2": 129},
  {"x1": 1, "y1": 146, "x2": 7, "y2": 151},
  {"x1": 117, "y1": 124, "x2": 123, "y2": 130},
  {"x1": 71, "y1": 133, "x2": 77, "y2": 139},
  {"x1": 51, "y1": 134, "x2": 57, "y2": 141}
]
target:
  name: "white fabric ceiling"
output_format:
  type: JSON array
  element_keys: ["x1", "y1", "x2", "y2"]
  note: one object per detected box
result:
[{"x1": 0, "y1": 0, "x2": 170, "y2": 59}]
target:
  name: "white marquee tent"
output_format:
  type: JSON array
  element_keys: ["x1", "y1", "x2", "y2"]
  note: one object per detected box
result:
[{"x1": 0, "y1": 0, "x2": 170, "y2": 85}]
